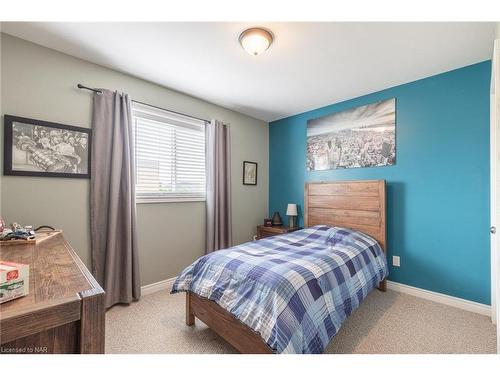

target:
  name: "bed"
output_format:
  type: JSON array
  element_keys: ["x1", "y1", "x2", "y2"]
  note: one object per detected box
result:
[{"x1": 172, "y1": 180, "x2": 388, "y2": 354}]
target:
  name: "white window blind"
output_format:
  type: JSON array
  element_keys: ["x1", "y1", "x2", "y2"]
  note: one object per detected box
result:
[{"x1": 132, "y1": 102, "x2": 206, "y2": 203}]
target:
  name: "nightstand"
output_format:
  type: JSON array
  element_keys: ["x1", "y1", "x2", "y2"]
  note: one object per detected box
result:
[{"x1": 256, "y1": 225, "x2": 301, "y2": 240}]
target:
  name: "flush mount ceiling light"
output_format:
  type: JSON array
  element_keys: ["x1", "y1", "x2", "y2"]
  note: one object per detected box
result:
[{"x1": 239, "y1": 28, "x2": 274, "y2": 56}]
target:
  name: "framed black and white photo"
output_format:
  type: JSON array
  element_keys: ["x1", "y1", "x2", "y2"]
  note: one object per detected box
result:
[
  {"x1": 307, "y1": 98, "x2": 396, "y2": 171},
  {"x1": 3, "y1": 115, "x2": 91, "y2": 178},
  {"x1": 243, "y1": 161, "x2": 257, "y2": 185}
]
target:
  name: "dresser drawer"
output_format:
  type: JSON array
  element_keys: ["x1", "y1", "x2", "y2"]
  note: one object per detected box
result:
[{"x1": 256, "y1": 225, "x2": 301, "y2": 240}]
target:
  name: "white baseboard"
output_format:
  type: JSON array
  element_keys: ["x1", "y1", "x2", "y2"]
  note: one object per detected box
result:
[
  {"x1": 141, "y1": 277, "x2": 176, "y2": 296},
  {"x1": 387, "y1": 281, "x2": 491, "y2": 316}
]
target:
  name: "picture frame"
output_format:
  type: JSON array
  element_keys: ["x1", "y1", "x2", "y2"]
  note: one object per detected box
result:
[
  {"x1": 3, "y1": 115, "x2": 92, "y2": 179},
  {"x1": 242, "y1": 161, "x2": 257, "y2": 185},
  {"x1": 306, "y1": 98, "x2": 396, "y2": 171}
]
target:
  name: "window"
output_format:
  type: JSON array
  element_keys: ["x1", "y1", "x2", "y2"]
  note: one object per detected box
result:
[{"x1": 132, "y1": 102, "x2": 206, "y2": 203}]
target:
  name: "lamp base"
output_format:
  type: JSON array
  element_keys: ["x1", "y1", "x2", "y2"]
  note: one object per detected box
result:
[{"x1": 288, "y1": 216, "x2": 296, "y2": 228}]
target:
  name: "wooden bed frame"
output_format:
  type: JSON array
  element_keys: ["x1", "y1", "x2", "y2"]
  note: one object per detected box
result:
[{"x1": 185, "y1": 180, "x2": 387, "y2": 354}]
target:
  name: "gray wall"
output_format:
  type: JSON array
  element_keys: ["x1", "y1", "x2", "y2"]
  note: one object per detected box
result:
[
  {"x1": 0, "y1": 34, "x2": 269, "y2": 286},
  {"x1": 0, "y1": 30, "x2": 3, "y2": 216}
]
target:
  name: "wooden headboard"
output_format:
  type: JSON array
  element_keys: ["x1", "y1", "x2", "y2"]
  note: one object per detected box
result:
[{"x1": 304, "y1": 180, "x2": 386, "y2": 251}]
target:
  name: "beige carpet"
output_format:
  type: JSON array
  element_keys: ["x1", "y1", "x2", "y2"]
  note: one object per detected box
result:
[{"x1": 105, "y1": 289, "x2": 496, "y2": 354}]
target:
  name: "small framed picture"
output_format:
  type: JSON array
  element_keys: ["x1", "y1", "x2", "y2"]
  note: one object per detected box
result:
[
  {"x1": 3, "y1": 115, "x2": 91, "y2": 178},
  {"x1": 243, "y1": 161, "x2": 257, "y2": 185}
]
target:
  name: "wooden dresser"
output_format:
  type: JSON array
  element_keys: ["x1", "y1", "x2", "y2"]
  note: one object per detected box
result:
[{"x1": 0, "y1": 231, "x2": 105, "y2": 354}]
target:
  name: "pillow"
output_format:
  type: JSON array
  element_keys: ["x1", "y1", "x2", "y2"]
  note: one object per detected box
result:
[{"x1": 325, "y1": 227, "x2": 352, "y2": 247}]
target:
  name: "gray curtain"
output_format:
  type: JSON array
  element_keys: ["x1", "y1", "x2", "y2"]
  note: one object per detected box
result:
[
  {"x1": 90, "y1": 89, "x2": 141, "y2": 308},
  {"x1": 206, "y1": 120, "x2": 232, "y2": 253}
]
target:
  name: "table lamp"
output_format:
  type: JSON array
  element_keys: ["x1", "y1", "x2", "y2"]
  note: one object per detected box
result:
[{"x1": 286, "y1": 204, "x2": 298, "y2": 228}]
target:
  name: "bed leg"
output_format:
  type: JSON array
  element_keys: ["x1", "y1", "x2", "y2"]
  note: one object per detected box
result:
[
  {"x1": 186, "y1": 292, "x2": 195, "y2": 326},
  {"x1": 378, "y1": 279, "x2": 387, "y2": 292}
]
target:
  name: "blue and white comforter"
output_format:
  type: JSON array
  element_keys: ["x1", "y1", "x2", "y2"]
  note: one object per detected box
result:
[{"x1": 172, "y1": 225, "x2": 388, "y2": 354}]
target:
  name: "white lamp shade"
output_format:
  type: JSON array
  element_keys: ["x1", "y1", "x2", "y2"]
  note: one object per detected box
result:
[{"x1": 286, "y1": 204, "x2": 297, "y2": 216}]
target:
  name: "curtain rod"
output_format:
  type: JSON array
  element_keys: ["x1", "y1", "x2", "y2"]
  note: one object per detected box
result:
[
  {"x1": 77, "y1": 83, "x2": 103, "y2": 94},
  {"x1": 77, "y1": 83, "x2": 210, "y2": 123}
]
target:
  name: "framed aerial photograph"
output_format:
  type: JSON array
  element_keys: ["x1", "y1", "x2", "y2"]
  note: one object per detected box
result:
[
  {"x1": 243, "y1": 161, "x2": 257, "y2": 185},
  {"x1": 3, "y1": 115, "x2": 91, "y2": 178},
  {"x1": 306, "y1": 98, "x2": 396, "y2": 171}
]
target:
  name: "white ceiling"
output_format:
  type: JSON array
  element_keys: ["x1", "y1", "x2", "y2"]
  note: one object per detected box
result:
[{"x1": 1, "y1": 22, "x2": 496, "y2": 122}]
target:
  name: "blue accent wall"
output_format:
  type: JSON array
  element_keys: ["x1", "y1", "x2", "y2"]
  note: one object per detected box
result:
[{"x1": 269, "y1": 61, "x2": 491, "y2": 304}]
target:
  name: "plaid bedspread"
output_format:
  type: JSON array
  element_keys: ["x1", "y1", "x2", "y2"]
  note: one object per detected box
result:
[{"x1": 172, "y1": 225, "x2": 388, "y2": 354}]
